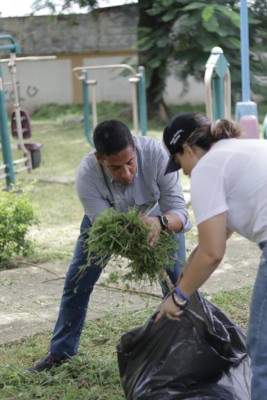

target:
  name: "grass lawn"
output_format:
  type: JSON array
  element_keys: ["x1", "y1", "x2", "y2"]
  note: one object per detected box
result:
[
  {"x1": 0, "y1": 288, "x2": 251, "y2": 400},
  {"x1": 0, "y1": 102, "x2": 257, "y2": 399}
]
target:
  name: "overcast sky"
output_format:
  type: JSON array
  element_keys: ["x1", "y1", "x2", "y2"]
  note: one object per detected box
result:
[{"x1": 0, "y1": 0, "x2": 134, "y2": 17}]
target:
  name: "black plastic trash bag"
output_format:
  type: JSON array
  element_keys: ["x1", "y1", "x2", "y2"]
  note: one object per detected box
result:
[{"x1": 117, "y1": 291, "x2": 251, "y2": 400}]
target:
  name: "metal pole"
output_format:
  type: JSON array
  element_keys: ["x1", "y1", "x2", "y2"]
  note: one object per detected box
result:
[
  {"x1": 0, "y1": 63, "x2": 15, "y2": 186},
  {"x1": 129, "y1": 77, "x2": 139, "y2": 135},
  {"x1": 263, "y1": 114, "x2": 267, "y2": 139},
  {"x1": 90, "y1": 81, "x2": 98, "y2": 130},
  {"x1": 82, "y1": 70, "x2": 94, "y2": 147},
  {"x1": 204, "y1": 65, "x2": 214, "y2": 121},
  {"x1": 8, "y1": 53, "x2": 32, "y2": 171},
  {"x1": 224, "y1": 70, "x2": 232, "y2": 119},
  {"x1": 235, "y1": 0, "x2": 258, "y2": 131},
  {"x1": 240, "y1": 0, "x2": 250, "y2": 102},
  {"x1": 204, "y1": 47, "x2": 230, "y2": 121},
  {"x1": 212, "y1": 76, "x2": 225, "y2": 120},
  {"x1": 73, "y1": 64, "x2": 147, "y2": 136},
  {"x1": 0, "y1": 35, "x2": 20, "y2": 186},
  {"x1": 0, "y1": 35, "x2": 20, "y2": 54},
  {"x1": 137, "y1": 66, "x2": 147, "y2": 136}
]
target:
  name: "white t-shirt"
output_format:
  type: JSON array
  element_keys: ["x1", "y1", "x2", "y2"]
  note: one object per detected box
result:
[{"x1": 190, "y1": 138, "x2": 267, "y2": 244}]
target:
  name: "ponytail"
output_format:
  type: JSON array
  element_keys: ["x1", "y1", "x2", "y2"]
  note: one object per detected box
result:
[
  {"x1": 210, "y1": 119, "x2": 241, "y2": 140},
  {"x1": 186, "y1": 118, "x2": 241, "y2": 151}
]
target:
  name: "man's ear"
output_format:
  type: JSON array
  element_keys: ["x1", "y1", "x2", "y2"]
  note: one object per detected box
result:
[{"x1": 95, "y1": 152, "x2": 103, "y2": 163}]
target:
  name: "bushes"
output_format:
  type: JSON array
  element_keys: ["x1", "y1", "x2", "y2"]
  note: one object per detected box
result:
[{"x1": 0, "y1": 185, "x2": 38, "y2": 266}]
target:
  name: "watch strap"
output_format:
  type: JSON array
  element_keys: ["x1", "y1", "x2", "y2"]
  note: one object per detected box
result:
[{"x1": 157, "y1": 215, "x2": 169, "y2": 231}]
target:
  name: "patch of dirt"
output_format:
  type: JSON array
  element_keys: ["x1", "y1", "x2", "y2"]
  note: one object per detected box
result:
[{"x1": 0, "y1": 235, "x2": 260, "y2": 345}]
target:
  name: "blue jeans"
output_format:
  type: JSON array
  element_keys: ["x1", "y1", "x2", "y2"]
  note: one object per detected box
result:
[
  {"x1": 50, "y1": 214, "x2": 186, "y2": 357},
  {"x1": 247, "y1": 240, "x2": 267, "y2": 400}
]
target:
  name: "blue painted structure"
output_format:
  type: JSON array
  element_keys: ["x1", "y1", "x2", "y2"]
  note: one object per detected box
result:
[
  {"x1": 137, "y1": 66, "x2": 147, "y2": 136},
  {"x1": 204, "y1": 47, "x2": 231, "y2": 121},
  {"x1": 74, "y1": 64, "x2": 147, "y2": 146},
  {"x1": 235, "y1": 0, "x2": 258, "y2": 122},
  {"x1": 263, "y1": 114, "x2": 267, "y2": 139},
  {"x1": 0, "y1": 35, "x2": 20, "y2": 186}
]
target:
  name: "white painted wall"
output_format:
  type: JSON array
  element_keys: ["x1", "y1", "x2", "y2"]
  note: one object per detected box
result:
[
  {"x1": 2, "y1": 59, "x2": 73, "y2": 111},
  {"x1": 83, "y1": 55, "x2": 205, "y2": 105},
  {"x1": 165, "y1": 74, "x2": 205, "y2": 105},
  {"x1": 83, "y1": 56, "x2": 138, "y2": 103},
  {"x1": 1, "y1": 54, "x2": 205, "y2": 112}
]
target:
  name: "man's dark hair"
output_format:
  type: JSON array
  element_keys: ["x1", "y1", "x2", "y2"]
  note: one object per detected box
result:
[{"x1": 93, "y1": 120, "x2": 135, "y2": 155}]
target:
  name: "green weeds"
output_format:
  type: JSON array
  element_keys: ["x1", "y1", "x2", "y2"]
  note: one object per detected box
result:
[{"x1": 86, "y1": 208, "x2": 178, "y2": 283}]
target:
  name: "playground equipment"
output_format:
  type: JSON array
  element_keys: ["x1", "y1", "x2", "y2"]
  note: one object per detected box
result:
[
  {"x1": 0, "y1": 35, "x2": 45, "y2": 187},
  {"x1": 73, "y1": 64, "x2": 147, "y2": 146},
  {"x1": 263, "y1": 114, "x2": 267, "y2": 140},
  {"x1": 0, "y1": 35, "x2": 20, "y2": 186},
  {"x1": 7, "y1": 51, "x2": 43, "y2": 170},
  {"x1": 204, "y1": 47, "x2": 231, "y2": 122},
  {"x1": 235, "y1": 0, "x2": 259, "y2": 138},
  {"x1": 204, "y1": 2, "x2": 262, "y2": 139}
]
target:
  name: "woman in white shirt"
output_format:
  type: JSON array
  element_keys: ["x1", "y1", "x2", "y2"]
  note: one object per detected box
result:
[{"x1": 157, "y1": 112, "x2": 267, "y2": 400}]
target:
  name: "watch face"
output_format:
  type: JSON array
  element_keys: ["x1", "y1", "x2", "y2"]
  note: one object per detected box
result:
[
  {"x1": 162, "y1": 216, "x2": 169, "y2": 227},
  {"x1": 159, "y1": 215, "x2": 169, "y2": 230}
]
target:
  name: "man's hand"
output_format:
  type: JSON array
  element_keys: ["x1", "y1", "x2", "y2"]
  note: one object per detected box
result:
[
  {"x1": 142, "y1": 216, "x2": 162, "y2": 246},
  {"x1": 155, "y1": 295, "x2": 184, "y2": 322}
]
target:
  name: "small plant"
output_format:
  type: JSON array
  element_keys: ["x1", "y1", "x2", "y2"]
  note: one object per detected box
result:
[
  {"x1": 85, "y1": 208, "x2": 178, "y2": 283},
  {"x1": 0, "y1": 184, "x2": 38, "y2": 266}
]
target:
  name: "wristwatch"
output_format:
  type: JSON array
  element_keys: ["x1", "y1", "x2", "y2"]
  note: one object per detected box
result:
[{"x1": 157, "y1": 215, "x2": 169, "y2": 231}]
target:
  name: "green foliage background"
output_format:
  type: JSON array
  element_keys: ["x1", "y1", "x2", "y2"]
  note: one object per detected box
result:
[
  {"x1": 31, "y1": 0, "x2": 267, "y2": 117},
  {"x1": 138, "y1": 0, "x2": 266, "y2": 114}
]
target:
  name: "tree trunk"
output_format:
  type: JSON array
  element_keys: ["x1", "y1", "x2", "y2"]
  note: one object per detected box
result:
[
  {"x1": 145, "y1": 69, "x2": 170, "y2": 120},
  {"x1": 138, "y1": 0, "x2": 170, "y2": 120}
]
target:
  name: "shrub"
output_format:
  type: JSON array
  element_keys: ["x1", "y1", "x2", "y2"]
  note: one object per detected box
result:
[{"x1": 0, "y1": 185, "x2": 38, "y2": 265}]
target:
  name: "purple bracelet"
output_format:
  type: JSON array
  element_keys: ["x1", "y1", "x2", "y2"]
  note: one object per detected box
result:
[{"x1": 175, "y1": 286, "x2": 189, "y2": 302}]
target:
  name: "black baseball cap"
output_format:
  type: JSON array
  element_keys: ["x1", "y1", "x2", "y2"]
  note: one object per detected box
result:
[{"x1": 163, "y1": 112, "x2": 209, "y2": 175}]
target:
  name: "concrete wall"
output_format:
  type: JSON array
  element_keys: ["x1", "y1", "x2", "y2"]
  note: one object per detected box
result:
[
  {"x1": 0, "y1": 6, "x2": 138, "y2": 55},
  {"x1": 82, "y1": 55, "x2": 204, "y2": 105},
  {"x1": 0, "y1": 5, "x2": 205, "y2": 113},
  {"x1": 2, "y1": 59, "x2": 73, "y2": 111}
]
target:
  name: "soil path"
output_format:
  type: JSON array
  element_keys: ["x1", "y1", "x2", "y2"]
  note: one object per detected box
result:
[{"x1": 0, "y1": 235, "x2": 260, "y2": 345}]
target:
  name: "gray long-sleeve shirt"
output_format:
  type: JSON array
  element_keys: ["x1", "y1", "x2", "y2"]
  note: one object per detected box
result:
[{"x1": 76, "y1": 135, "x2": 191, "y2": 231}]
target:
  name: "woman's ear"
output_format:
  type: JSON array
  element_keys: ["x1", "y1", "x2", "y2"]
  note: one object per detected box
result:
[{"x1": 182, "y1": 143, "x2": 192, "y2": 154}]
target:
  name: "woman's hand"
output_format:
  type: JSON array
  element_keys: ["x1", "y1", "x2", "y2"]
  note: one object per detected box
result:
[
  {"x1": 155, "y1": 295, "x2": 184, "y2": 322},
  {"x1": 142, "y1": 216, "x2": 162, "y2": 246}
]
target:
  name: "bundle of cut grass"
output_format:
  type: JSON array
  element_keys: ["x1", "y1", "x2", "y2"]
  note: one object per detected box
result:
[{"x1": 85, "y1": 208, "x2": 178, "y2": 283}]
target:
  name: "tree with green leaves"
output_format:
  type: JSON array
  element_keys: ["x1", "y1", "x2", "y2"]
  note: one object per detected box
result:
[
  {"x1": 138, "y1": 0, "x2": 266, "y2": 118},
  {"x1": 31, "y1": 0, "x2": 98, "y2": 14},
  {"x1": 31, "y1": 0, "x2": 266, "y2": 119}
]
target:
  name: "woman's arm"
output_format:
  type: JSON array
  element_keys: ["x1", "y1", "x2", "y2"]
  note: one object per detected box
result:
[{"x1": 155, "y1": 212, "x2": 228, "y2": 321}]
